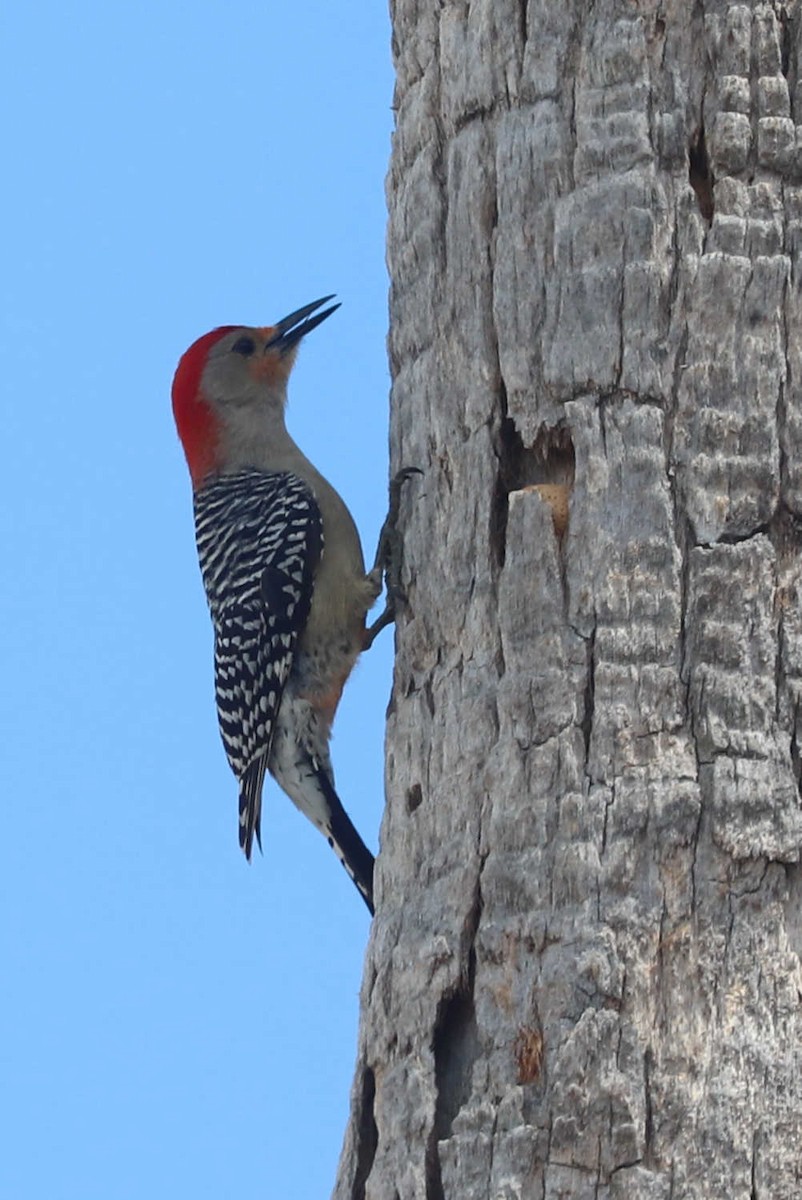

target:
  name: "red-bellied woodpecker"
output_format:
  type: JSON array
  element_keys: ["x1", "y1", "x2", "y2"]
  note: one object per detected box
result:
[{"x1": 172, "y1": 296, "x2": 412, "y2": 915}]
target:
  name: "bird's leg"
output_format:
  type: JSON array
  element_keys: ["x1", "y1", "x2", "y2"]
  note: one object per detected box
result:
[{"x1": 364, "y1": 467, "x2": 422, "y2": 649}]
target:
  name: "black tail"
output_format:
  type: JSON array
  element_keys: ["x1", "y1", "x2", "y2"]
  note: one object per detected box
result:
[
  {"x1": 315, "y1": 770, "x2": 375, "y2": 915},
  {"x1": 239, "y1": 755, "x2": 269, "y2": 860}
]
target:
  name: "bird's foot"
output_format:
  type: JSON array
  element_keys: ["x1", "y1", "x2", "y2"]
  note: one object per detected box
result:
[{"x1": 364, "y1": 467, "x2": 422, "y2": 650}]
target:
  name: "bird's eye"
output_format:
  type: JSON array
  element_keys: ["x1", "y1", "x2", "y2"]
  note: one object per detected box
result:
[{"x1": 232, "y1": 336, "x2": 255, "y2": 356}]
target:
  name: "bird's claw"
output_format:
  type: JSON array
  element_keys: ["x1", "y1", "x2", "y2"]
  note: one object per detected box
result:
[{"x1": 364, "y1": 467, "x2": 422, "y2": 649}]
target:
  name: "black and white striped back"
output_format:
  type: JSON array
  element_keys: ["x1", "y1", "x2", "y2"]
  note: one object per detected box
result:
[{"x1": 193, "y1": 469, "x2": 323, "y2": 854}]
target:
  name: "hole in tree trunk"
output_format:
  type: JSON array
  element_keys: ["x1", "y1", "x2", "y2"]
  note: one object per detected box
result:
[
  {"x1": 492, "y1": 418, "x2": 576, "y2": 564},
  {"x1": 428, "y1": 960, "x2": 480, "y2": 1199},
  {"x1": 433, "y1": 957, "x2": 480, "y2": 1141},
  {"x1": 407, "y1": 783, "x2": 423, "y2": 813}
]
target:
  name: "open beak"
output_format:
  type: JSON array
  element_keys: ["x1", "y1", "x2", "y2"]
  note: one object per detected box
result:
[{"x1": 265, "y1": 295, "x2": 340, "y2": 354}]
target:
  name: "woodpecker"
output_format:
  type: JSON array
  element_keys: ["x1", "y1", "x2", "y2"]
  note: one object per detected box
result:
[{"x1": 172, "y1": 296, "x2": 404, "y2": 915}]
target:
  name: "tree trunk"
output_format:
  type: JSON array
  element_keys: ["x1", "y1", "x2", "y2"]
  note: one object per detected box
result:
[{"x1": 336, "y1": 2, "x2": 802, "y2": 1197}]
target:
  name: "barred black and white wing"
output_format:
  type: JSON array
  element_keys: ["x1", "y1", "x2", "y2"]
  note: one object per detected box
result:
[{"x1": 193, "y1": 469, "x2": 323, "y2": 858}]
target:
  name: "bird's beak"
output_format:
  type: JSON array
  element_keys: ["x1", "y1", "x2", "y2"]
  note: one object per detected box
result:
[{"x1": 264, "y1": 295, "x2": 341, "y2": 355}]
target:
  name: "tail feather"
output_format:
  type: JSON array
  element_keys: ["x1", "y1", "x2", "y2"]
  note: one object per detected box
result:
[
  {"x1": 239, "y1": 755, "x2": 269, "y2": 860},
  {"x1": 245, "y1": 714, "x2": 376, "y2": 913},
  {"x1": 315, "y1": 769, "x2": 375, "y2": 915}
]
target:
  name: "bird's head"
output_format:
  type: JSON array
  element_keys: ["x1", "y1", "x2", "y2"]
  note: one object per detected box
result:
[{"x1": 171, "y1": 295, "x2": 340, "y2": 486}]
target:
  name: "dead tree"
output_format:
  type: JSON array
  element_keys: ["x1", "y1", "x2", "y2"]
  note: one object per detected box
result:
[{"x1": 336, "y1": 4, "x2": 802, "y2": 1197}]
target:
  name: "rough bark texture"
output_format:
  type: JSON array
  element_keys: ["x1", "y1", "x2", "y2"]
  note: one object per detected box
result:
[{"x1": 335, "y1": 3, "x2": 802, "y2": 1198}]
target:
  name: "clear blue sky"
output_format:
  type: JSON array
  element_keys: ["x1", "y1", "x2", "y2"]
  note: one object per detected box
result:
[{"x1": 2, "y1": 4, "x2": 393, "y2": 1196}]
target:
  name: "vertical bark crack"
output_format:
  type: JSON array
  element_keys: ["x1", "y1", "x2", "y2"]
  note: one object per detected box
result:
[
  {"x1": 582, "y1": 624, "x2": 597, "y2": 779},
  {"x1": 352, "y1": 1067, "x2": 378, "y2": 1200},
  {"x1": 425, "y1": 1124, "x2": 445, "y2": 1200},
  {"x1": 689, "y1": 126, "x2": 714, "y2": 221},
  {"x1": 643, "y1": 1047, "x2": 655, "y2": 1161},
  {"x1": 780, "y1": 6, "x2": 792, "y2": 80},
  {"x1": 427, "y1": 874, "x2": 483, "y2": 1200}
]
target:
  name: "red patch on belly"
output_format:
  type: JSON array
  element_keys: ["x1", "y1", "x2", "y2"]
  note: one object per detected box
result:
[{"x1": 300, "y1": 677, "x2": 347, "y2": 724}]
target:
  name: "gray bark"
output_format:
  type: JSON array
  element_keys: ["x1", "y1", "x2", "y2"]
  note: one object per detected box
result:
[{"x1": 336, "y1": 2, "x2": 802, "y2": 1197}]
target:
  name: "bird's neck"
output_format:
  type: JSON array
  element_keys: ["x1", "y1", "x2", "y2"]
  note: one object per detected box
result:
[{"x1": 214, "y1": 415, "x2": 321, "y2": 489}]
